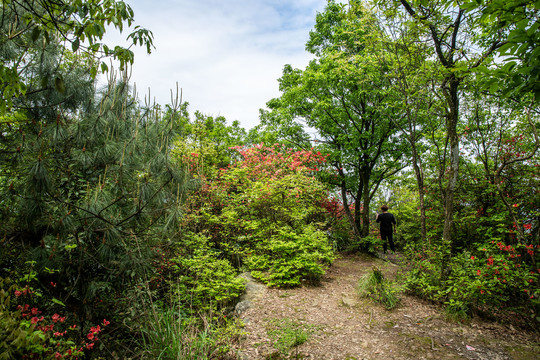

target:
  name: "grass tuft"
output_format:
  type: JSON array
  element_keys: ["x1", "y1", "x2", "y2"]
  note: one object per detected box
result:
[{"x1": 357, "y1": 267, "x2": 401, "y2": 310}]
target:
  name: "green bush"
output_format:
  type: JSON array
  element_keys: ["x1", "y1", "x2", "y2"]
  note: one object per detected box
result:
[
  {"x1": 248, "y1": 225, "x2": 335, "y2": 287},
  {"x1": 404, "y1": 241, "x2": 539, "y2": 322},
  {"x1": 178, "y1": 145, "x2": 336, "y2": 290},
  {"x1": 170, "y1": 236, "x2": 246, "y2": 313}
]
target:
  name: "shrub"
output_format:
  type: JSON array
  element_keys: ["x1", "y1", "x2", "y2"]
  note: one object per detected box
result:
[
  {"x1": 248, "y1": 225, "x2": 335, "y2": 287},
  {"x1": 0, "y1": 277, "x2": 109, "y2": 359},
  {"x1": 177, "y1": 144, "x2": 336, "y2": 289}
]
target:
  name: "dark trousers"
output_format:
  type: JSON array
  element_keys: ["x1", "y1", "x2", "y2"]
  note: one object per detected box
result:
[{"x1": 381, "y1": 230, "x2": 395, "y2": 253}]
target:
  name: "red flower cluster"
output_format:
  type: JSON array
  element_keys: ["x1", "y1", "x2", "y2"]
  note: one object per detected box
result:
[{"x1": 14, "y1": 301, "x2": 111, "y2": 359}]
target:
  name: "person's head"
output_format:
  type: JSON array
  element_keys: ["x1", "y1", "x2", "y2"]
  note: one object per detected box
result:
[{"x1": 381, "y1": 205, "x2": 389, "y2": 212}]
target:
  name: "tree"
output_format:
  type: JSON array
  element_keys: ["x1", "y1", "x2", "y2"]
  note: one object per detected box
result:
[
  {"x1": 460, "y1": 0, "x2": 540, "y2": 101},
  {"x1": 172, "y1": 110, "x2": 247, "y2": 178},
  {"x1": 1, "y1": 75, "x2": 190, "y2": 321},
  {"x1": 263, "y1": 1, "x2": 406, "y2": 240},
  {"x1": 377, "y1": 0, "x2": 505, "y2": 259},
  {"x1": 0, "y1": 0, "x2": 154, "y2": 112},
  {"x1": 377, "y1": 16, "x2": 445, "y2": 247}
]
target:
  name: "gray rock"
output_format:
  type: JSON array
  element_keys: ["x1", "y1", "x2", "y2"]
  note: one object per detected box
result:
[
  {"x1": 341, "y1": 296, "x2": 358, "y2": 308},
  {"x1": 233, "y1": 272, "x2": 266, "y2": 315},
  {"x1": 235, "y1": 300, "x2": 252, "y2": 315}
]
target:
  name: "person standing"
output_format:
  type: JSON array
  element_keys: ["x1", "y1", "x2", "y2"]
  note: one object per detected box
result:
[{"x1": 376, "y1": 205, "x2": 397, "y2": 253}]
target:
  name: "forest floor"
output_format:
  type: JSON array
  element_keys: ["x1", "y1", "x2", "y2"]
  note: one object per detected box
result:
[{"x1": 231, "y1": 253, "x2": 539, "y2": 360}]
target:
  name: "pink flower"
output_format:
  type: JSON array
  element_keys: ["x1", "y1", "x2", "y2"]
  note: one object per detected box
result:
[
  {"x1": 102, "y1": 319, "x2": 110, "y2": 326},
  {"x1": 14, "y1": 290, "x2": 21, "y2": 297},
  {"x1": 86, "y1": 343, "x2": 94, "y2": 350},
  {"x1": 55, "y1": 352, "x2": 63, "y2": 359},
  {"x1": 471, "y1": 256, "x2": 475, "y2": 260},
  {"x1": 90, "y1": 325, "x2": 101, "y2": 333}
]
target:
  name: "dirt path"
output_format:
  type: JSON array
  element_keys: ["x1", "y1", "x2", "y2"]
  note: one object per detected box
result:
[{"x1": 232, "y1": 254, "x2": 539, "y2": 360}]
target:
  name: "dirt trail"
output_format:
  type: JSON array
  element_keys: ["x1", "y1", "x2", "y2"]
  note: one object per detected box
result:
[{"x1": 233, "y1": 254, "x2": 539, "y2": 360}]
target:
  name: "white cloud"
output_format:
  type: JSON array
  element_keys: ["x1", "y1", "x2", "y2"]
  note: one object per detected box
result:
[{"x1": 106, "y1": 0, "x2": 328, "y2": 129}]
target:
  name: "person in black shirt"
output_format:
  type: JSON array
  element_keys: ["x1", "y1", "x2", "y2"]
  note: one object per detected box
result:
[{"x1": 376, "y1": 205, "x2": 397, "y2": 253}]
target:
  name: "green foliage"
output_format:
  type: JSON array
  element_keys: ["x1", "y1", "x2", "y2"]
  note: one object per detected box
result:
[
  {"x1": 345, "y1": 235, "x2": 383, "y2": 255},
  {"x1": 357, "y1": 267, "x2": 400, "y2": 310},
  {"x1": 0, "y1": 277, "x2": 110, "y2": 359},
  {"x1": 0, "y1": 278, "x2": 42, "y2": 360},
  {"x1": 170, "y1": 234, "x2": 246, "y2": 312},
  {"x1": 178, "y1": 144, "x2": 335, "y2": 289},
  {"x1": 0, "y1": 0, "x2": 154, "y2": 113},
  {"x1": 1, "y1": 77, "x2": 190, "y2": 336},
  {"x1": 248, "y1": 225, "x2": 334, "y2": 287},
  {"x1": 403, "y1": 240, "x2": 539, "y2": 322},
  {"x1": 172, "y1": 110, "x2": 247, "y2": 178},
  {"x1": 261, "y1": 0, "x2": 409, "y2": 239},
  {"x1": 139, "y1": 303, "x2": 242, "y2": 360},
  {"x1": 461, "y1": 0, "x2": 540, "y2": 100}
]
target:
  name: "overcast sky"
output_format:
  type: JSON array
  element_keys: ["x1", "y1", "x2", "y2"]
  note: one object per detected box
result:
[{"x1": 109, "y1": 0, "x2": 328, "y2": 130}]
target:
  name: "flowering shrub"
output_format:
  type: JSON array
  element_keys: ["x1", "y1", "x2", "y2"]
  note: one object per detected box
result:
[
  {"x1": 177, "y1": 144, "x2": 335, "y2": 290},
  {"x1": 0, "y1": 278, "x2": 109, "y2": 359},
  {"x1": 405, "y1": 239, "x2": 539, "y2": 322}
]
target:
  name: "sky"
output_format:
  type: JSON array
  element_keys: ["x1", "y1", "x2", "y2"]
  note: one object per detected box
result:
[{"x1": 108, "y1": 0, "x2": 329, "y2": 130}]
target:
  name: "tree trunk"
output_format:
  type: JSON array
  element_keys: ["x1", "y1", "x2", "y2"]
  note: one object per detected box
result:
[
  {"x1": 441, "y1": 76, "x2": 460, "y2": 274},
  {"x1": 410, "y1": 143, "x2": 427, "y2": 248},
  {"x1": 361, "y1": 171, "x2": 371, "y2": 237},
  {"x1": 340, "y1": 179, "x2": 361, "y2": 240}
]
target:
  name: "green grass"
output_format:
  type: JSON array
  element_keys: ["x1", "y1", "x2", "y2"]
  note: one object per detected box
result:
[
  {"x1": 265, "y1": 318, "x2": 317, "y2": 355},
  {"x1": 356, "y1": 267, "x2": 401, "y2": 310},
  {"x1": 139, "y1": 304, "x2": 241, "y2": 360}
]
